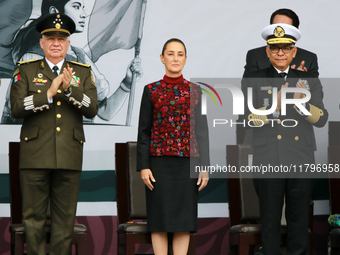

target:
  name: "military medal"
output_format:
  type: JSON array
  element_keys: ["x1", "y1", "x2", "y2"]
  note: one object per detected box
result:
[
  {"x1": 32, "y1": 77, "x2": 48, "y2": 85},
  {"x1": 296, "y1": 79, "x2": 310, "y2": 90},
  {"x1": 263, "y1": 98, "x2": 270, "y2": 107},
  {"x1": 71, "y1": 75, "x2": 81, "y2": 87}
]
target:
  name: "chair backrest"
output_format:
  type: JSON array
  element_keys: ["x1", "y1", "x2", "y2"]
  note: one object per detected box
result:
[
  {"x1": 227, "y1": 144, "x2": 260, "y2": 227},
  {"x1": 329, "y1": 146, "x2": 340, "y2": 214},
  {"x1": 328, "y1": 122, "x2": 340, "y2": 214},
  {"x1": 9, "y1": 141, "x2": 22, "y2": 224},
  {"x1": 115, "y1": 142, "x2": 147, "y2": 225}
]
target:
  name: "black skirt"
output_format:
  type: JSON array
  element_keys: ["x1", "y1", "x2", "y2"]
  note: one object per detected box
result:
[{"x1": 146, "y1": 156, "x2": 199, "y2": 233}]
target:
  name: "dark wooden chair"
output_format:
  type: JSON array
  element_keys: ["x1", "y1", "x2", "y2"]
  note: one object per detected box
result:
[
  {"x1": 227, "y1": 144, "x2": 313, "y2": 255},
  {"x1": 328, "y1": 145, "x2": 340, "y2": 255},
  {"x1": 115, "y1": 142, "x2": 196, "y2": 255},
  {"x1": 8, "y1": 141, "x2": 87, "y2": 255},
  {"x1": 327, "y1": 122, "x2": 340, "y2": 255}
]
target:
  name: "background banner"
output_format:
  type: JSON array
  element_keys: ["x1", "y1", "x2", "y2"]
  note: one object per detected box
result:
[{"x1": 0, "y1": 0, "x2": 338, "y2": 218}]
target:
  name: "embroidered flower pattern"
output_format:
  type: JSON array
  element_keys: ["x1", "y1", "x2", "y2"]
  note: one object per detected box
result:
[{"x1": 148, "y1": 79, "x2": 199, "y2": 157}]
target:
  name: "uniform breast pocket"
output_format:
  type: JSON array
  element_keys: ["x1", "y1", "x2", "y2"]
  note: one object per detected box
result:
[
  {"x1": 29, "y1": 84, "x2": 48, "y2": 95},
  {"x1": 73, "y1": 82, "x2": 84, "y2": 93},
  {"x1": 20, "y1": 125, "x2": 39, "y2": 142},
  {"x1": 258, "y1": 90, "x2": 274, "y2": 108},
  {"x1": 305, "y1": 136, "x2": 315, "y2": 147},
  {"x1": 252, "y1": 136, "x2": 267, "y2": 147},
  {"x1": 73, "y1": 127, "x2": 85, "y2": 144}
]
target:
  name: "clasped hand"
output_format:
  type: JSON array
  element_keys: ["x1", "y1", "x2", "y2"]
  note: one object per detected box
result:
[
  {"x1": 47, "y1": 67, "x2": 73, "y2": 99},
  {"x1": 276, "y1": 80, "x2": 307, "y2": 112}
]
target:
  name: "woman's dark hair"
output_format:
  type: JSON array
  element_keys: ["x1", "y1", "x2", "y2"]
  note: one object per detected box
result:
[
  {"x1": 161, "y1": 38, "x2": 187, "y2": 56},
  {"x1": 270, "y1": 8, "x2": 300, "y2": 28},
  {"x1": 9, "y1": 0, "x2": 70, "y2": 64}
]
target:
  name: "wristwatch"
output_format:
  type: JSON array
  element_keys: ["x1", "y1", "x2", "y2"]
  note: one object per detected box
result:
[{"x1": 64, "y1": 85, "x2": 73, "y2": 94}]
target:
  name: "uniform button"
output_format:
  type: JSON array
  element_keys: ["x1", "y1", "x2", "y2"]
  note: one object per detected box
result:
[
  {"x1": 25, "y1": 137, "x2": 28, "y2": 141},
  {"x1": 73, "y1": 102, "x2": 77, "y2": 105},
  {"x1": 69, "y1": 98, "x2": 72, "y2": 102},
  {"x1": 56, "y1": 127, "x2": 61, "y2": 132},
  {"x1": 81, "y1": 141, "x2": 83, "y2": 144},
  {"x1": 57, "y1": 89, "x2": 62, "y2": 94},
  {"x1": 268, "y1": 90, "x2": 272, "y2": 94},
  {"x1": 295, "y1": 136, "x2": 299, "y2": 141},
  {"x1": 57, "y1": 101, "x2": 61, "y2": 106},
  {"x1": 78, "y1": 106, "x2": 81, "y2": 109},
  {"x1": 277, "y1": 135, "x2": 282, "y2": 140},
  {"x1": 277, "y1": 120, "x2": 281, "y2": 124},
  {"x1": 37, "y1": 90, "x2": 41, "y2": 93},
  {"x1": 57, "y1": 114, "x2": 61, "y2": 118},
  {"x1": 46, "y1": 106, "x2": 49, "y2": 110},
  {"x1": 40, "y1": 108, "x2": 43, "y2": 111}
]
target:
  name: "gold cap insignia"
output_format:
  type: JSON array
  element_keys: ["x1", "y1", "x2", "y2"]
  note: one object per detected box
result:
[
  {"x1": 56, "y1": 23, "x2": 61, "y2": 29},
  {"x1": 273, "y1": 26, "x2": 285, "y2": 38}
]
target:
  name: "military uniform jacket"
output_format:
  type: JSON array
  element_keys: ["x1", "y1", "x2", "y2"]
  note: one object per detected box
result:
[
  {"x1": 243, "y1": 46, "x2": 319, "y2": 78},
  {"x1": 10, "y1": 58, "x2": 98, "y2": 171},
  {"x1": 242, "y1": 65, "x2": 328, "y2": 168}
]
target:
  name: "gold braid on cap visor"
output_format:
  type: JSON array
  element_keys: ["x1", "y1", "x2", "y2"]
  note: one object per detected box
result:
[
  {"x1": 267, "y1": 38, "x2": 296, "y2": 45},
  {"x1": 41, "y1": 28, "x2": 70, "y2": 35}
]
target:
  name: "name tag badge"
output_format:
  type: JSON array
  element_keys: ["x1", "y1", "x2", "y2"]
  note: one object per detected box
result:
[{"x1": 260, "y1": 86, "x2": 272, "y2": 91}]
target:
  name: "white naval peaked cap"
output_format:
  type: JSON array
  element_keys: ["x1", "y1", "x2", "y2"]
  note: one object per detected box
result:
[{"x1": 261, "y1": 23, "x2": 301, "y2": 45}]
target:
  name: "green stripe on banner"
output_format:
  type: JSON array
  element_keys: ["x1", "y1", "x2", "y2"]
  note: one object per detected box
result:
[
  {"x1": 0, "y1": 173, "x2": 330, "y2": 203},
  {"x1": 78, "y1": 170, "x2": 116, "y2": 202},
  {"x1": 198, "y1": 179, "x2": 228, "y2": 203},
  {"x1": 0, "y1": 171, "x2": 117, "y2": 203},
  {"x1": 0, "y1": 174, "x2": 9, "y2": 203}
]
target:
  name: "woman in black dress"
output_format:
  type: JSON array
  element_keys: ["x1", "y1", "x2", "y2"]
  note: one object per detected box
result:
[{"x1": 137, "y1": 38, "x2": 210, "y2": 254}]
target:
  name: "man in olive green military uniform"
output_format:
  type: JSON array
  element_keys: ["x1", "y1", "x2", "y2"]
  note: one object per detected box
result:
[{"x1": 10, "y1": 14, "x2": 98, "y2": 255}]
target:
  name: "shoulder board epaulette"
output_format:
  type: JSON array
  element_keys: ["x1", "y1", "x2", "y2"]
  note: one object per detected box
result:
[
  {"x1": 70, "y1": 61, "x2": 90, "y2": 68},
  {"x1": 17, "y1": 59, "x2": 39, "y2": 65}
]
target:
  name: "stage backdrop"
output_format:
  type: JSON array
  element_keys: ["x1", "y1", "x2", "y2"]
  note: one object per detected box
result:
[{"x1": 0, "y1": 0, "x2": 338, "y2": 227}]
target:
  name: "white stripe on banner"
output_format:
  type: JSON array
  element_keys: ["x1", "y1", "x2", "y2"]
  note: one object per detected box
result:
[
  {"x1": 198, "y1": 203, "x2": 229, "y2": 218},
  {"x1": 76, "y1": 202, "x2": 117, "y2": 216},
  {"x1": 0, "y1": 200, "x2": 331, "y2": 218}
]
